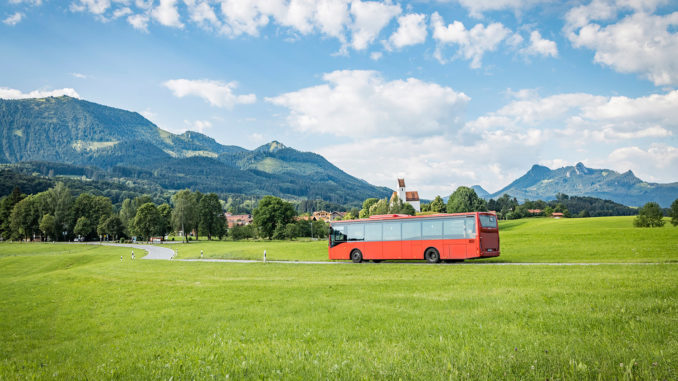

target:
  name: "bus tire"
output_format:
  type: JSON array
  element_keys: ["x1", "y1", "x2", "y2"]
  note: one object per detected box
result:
[
  {"x1": 351, "y1": 249, "x2": 363, "y2": 263},
  {"x1": 425, "y1": 248, "x2": 440, "y2": 263}
]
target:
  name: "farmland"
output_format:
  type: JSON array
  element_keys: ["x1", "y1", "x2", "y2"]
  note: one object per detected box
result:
[{"x1": 0, "y1": 216, "x2": 676, "y2": 379}]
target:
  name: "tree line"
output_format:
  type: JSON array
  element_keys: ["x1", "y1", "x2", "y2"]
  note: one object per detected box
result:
[{"x1": 0, "y1": 185, "x2": 329, "y2": 242}]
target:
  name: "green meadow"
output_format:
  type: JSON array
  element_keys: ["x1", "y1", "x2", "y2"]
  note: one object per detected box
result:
[
  {"x1": 0, "y1": 216, "x2": 677, "y2": 379},
  {"x1": 170, "y1": 216, "x2": 678, "y2": 263}
]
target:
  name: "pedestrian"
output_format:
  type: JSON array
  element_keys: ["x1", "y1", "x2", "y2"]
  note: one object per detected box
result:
[
  {"x1": 131, "y1": 250, "x2": 135, "y2": 260},
  {"x1": 200, "y1": 250, "x2": 203, "y2": 259},
  {"x1": 120, "y1": 255, "x2": 123, "y2": 262}
]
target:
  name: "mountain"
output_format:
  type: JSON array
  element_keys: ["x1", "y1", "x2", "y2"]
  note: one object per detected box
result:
[
  {"x1": 471, "y1": 185, "x2": 490, "y2": 199},
  {"x1": 488, "y1": 162, "x2": 678, "y2": 207},
  {"x1": 0, "y1": 96, "x2": 392, "y2": 205}
]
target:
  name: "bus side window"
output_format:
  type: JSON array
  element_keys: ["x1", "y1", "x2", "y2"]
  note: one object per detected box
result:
[
  {"x1": 382, "y1": 222, "x2": 401, "y2": 241},
  {"x1": 443, "y1": 218, "x2": 465, "y2": 239},
  {"x1": 422, "y1": 219, "x2": 443, "y2": 239},
  {"x1": 365, "y1": 223, "x2": 382, "y2": 241},
  {"x1": 402, "y1": 221, "x2": 421, "y2": 240},
  {"x1": 465, "y1": 216, "x2": 476, "y2": 238},
  {"x1": 347, "y1": 224, "x2": 365, "y2": 241}
]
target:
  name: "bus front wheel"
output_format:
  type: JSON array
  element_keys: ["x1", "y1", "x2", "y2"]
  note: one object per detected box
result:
[
  {"x1": 425, "y1": 248, "x2": 440, "y2": 263},
  {"x1": 351, "y1": 249, "x2": 363, "y2": 263}
]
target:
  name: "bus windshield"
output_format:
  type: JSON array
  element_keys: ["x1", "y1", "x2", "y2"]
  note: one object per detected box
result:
[{"x1": 479, "y1": 214, "x2": 497, "y2": 228}]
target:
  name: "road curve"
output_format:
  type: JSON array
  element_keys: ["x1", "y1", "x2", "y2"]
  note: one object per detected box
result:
[{"x1": 90, "y1": 242, "x2": 175, "y2": 260}]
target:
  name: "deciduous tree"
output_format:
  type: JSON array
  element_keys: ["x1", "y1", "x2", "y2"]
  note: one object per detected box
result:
[
  {"x1": 446, "y1": 187, "x2": 487, "y2": 213},
  {"x1": 253, "y1": 195, "x2": 296, "y2": 239},
  {"x1": 634, "y1": 202, "x2": 665, "y2": 227}
]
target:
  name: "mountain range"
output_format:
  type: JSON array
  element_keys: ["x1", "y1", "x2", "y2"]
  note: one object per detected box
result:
[
  {"x1": 1, "y1": 96, "x2": 675, "y2": 208},
  {"x1": 0, "y1": 96, "x2": 391, "y2": 206},
  {"x1": 473, "y1": 163, "x2": 678, "y2": 207}
]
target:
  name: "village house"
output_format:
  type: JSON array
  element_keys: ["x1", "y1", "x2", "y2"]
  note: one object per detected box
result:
[{"x1": 225, "y1": 213, "x2": 253, "y2": 228}]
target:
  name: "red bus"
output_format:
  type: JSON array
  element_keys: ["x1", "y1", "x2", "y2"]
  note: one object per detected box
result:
[{"x1": 328, "y1": 212, "x2": 499, "y2": 263}]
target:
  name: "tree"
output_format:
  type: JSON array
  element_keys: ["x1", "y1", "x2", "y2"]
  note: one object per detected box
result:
[
  {"x1": 171, "y1": 190, "x2": 199, "y2": 242},
  {"x1": 157, "y1": 203, "x2": 173, "y2": 237},
  {"x1": 634, "y1": 202, "x2": 665, "y2": 227},
  {"x1": 446, "y1": 187, "x2": 487, "y2": 213},
  {"x1": 0, "y1": 187, "x2": 25, "y2": 240},
  {"x1": 97, "y1": 215, "x2": 124, "y2": 240},
  {"x1": 72, "y1": 193, "x2": 112, "y2": 240},
  {"x1": 542, "y1": 206, "x2": 554, "y2": 217},
  {"x1": 284, "y1": 222, "x2": 300, "y2": 239},
  {"x1": 359, "y1": 198, "x2": 378, "y2": 218},
  {"x1": 134, "y1": 203, "x2": 161, "y2": 240},
  {"x1": 73, "y1": 216, "x2": 92, "y2": 239},
  {"x1": 401, "y1": 203, "x2": 416, "y2": 216},
  {"x1": 671, "y1": 199, "x2": 678, "y2": 227},
  {"x1": 45, "y1": 182, "x2": 73, "y2": 240},
  {"x1": 368, "y1": 198, "x2": 388, "y2": 216},
  {"x1": 119, "y1": 198, "x2": 136, "y2": 234},
  {"x1": 252, "y1": 195, "x2": 296, "y2": 239},
  {"x1": 198, "y1": 193, "x2": 223, "y2": 240},
  {"x1": 10, "y1": 196, "x2": 37, "y2": 241},
  {"x1": 39, "y1": 214, "x2": 56, "y2": 241},
  {"x1": 429, "y1": 196, "x2": 446, "y2": 213}
]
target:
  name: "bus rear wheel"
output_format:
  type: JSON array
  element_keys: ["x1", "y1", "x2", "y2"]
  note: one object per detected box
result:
[
  {"x1": 425, "y1": 248, "x2": 440, "y2": 263},
  {"x1": 351, "y1": 249, "x2": 363, "y2": 263}
]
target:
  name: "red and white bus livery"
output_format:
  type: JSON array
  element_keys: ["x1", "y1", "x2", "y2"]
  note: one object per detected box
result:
[{"x1": 329, "y1": 212, "x2": 500, "y2": 263}]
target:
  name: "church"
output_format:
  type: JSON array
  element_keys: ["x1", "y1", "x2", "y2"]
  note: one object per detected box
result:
[{"x1": 393, "y1": 178, "x2": 420, "y2": 212}]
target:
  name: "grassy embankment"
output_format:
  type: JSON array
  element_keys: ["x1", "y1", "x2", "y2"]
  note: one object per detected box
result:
[{"x1": 168, "y1": 216, "x2": 677, "y2": 263}]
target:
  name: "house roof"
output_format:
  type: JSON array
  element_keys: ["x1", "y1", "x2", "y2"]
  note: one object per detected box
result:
[
  {"x1": 406, "y1": 191, "x2": 419, "y2": 201},
  {"x1": 398, "y1": 178, "x2": 405, "y2": 187}
]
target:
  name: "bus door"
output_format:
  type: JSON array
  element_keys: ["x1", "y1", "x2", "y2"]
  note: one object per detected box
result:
[
  {"x1": 442, "y1": 217, "x2": 467, "y2": 259},
  {"x1": 464, "y1": 216, "x2": 477, "y2": 258},
  {"x1": 364, "y1": 222, "x2": 383, "y2": 260},
  {"x1": 382, "y1": 221, "x2": 402, "y2": 259},
  {"x1": 401, "y1": 220, "x2": 422, "y2": 260}
]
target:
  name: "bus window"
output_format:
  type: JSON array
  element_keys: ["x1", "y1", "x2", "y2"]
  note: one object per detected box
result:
[
  {"x1": 365, "y1": 223, "x2": 382, "y2": 241},
  {"x1": 347, "y1": 224, "x2": 365, "y2": 241},
  {"x1": 383, "y1": 222, "x2": 401, "y2": 241},
  {"x1": 402, "y1": 221, "x2": 421, "y2": 240},
  {"x1": 330, "y1": 225, "x2": 347, "y2": 246},
  {"x1": 443, "y1": 218, "x2": 465, "y2": 239},
  {"x1": 479, "y1": 214, "x2": 497, "y2": 228},
  {"x1": 422, "y1": 219, "x2": 443, "y2": 239},
  {"x1": 465, "y1": 216, "x2": 477, "y2": 238}
]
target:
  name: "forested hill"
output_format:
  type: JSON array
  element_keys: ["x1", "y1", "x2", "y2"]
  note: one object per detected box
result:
[
  {"x1": 488, "y1": 162, "x2": 678, "y2": 207},
  {"x1": 0, "y1": 96, "x2": 391, "y2": 205}
]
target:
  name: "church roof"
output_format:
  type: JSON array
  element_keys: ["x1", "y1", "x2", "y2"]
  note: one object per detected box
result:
[
  {"x1": 405, "y1": 191, "x2": 419, "y2": 201},
  {"x1": 398, "y1": 178, "x2": 405, "y2": 187}
]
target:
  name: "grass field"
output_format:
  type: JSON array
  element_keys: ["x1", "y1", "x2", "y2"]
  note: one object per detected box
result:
[
  {"x1": 169, "y1": 216, "x2": 678, "y2": 263},
  {"x1": 1, "y1": 216, "x2": 677, "y2": 379}
]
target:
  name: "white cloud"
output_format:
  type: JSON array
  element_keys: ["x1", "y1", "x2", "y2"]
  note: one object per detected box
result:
[
  {"x1": 466, "y1": 89, "x2": 678, "y2": 143},
  {"x1": 9, "y1": 0, "x2": 43, "y2": 4},
  {"x1": 70, "y1": 0, "x2": 111, "y2": 15},
  {"x1": 370, "y1": 51, "x2": 383, "y2": 60},
  {"x1": 0, "y1": 87, "x2": 81, "y2": 99},
  {"x1": 600, "y1": 143, "x2": 678, "y2": 183},
  {"x1": 267, "y1": 70, "x2": 469, "y2": 138},
  {"x1": 453, "y1": 0, "x2": 550, "y2": 18},
  {"x1": 71, "y1": 72, "x2": 89, "y2": 79},
  {"x1": 565, "y1": 1, "x2": 678, "y2": 86},
  {"x1": 184, "y1": 119, "x2": 213, "y2": 133},
  {"x1": 112, "y1": 7, "x2": 132, "y2": 19},
  {"x1": 349, "y1": 0, "x2": 401, "y2": 50},
  {"x1": 520, "y1": 30, "x2": 557, "y2": 57},
  {"x1": 185, "y1": 0, "x2": 221, "y2": 29},
  {"x1": 164, "y1": 78, "x2": 256, "y2": 108},
  {"x1": 2, "y1": 12, "x2": 23, "y2": 26},
  {"x1": 431, "y1": 12, "x2": 510, "y2": 68},
  {"x1": 387, "y1": 13, "x2": 427, "y2": 50},
  {"x1": 127, "y1": 13, "x2": 149, "y2": 31},
  {"x1": 152, "y1": 0, "x2": 184, "y2": 28}
]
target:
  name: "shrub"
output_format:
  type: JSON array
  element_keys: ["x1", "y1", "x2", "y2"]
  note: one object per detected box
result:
[{"x1": 633, "y1": 202, "x2": 665, "y2": 227}]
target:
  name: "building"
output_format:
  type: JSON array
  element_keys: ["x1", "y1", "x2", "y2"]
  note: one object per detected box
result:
[
  {"x1": 309, "y1": 210, "x2": 346, "y2": 223},
  {"x1": 225, "y1": 213, "x2": 253, "y2": 228},
  {"x1": 392, "y1": 178, "x2": 421, "y2": 212}
]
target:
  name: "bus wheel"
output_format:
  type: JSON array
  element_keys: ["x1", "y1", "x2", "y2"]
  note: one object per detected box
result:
[
  {"x1": 351, "y1": 249, "x2": 363, "y2": 263},
  {"x1": 425, "y1": 248, "x2": 440, "y2": 263}
]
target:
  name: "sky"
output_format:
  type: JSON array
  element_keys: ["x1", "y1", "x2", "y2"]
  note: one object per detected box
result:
[{"x1": 1, "y1": 0, "x2": 677, "y2": 198}]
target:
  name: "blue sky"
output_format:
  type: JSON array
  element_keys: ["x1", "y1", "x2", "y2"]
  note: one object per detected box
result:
[{"x1": 1, "y1": 0, "x2": 677, "y2": 198}]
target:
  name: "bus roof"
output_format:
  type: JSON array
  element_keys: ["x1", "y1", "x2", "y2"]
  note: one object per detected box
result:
[{"x1": 331, "y1": 212, "x2": 495, "y2": 225}]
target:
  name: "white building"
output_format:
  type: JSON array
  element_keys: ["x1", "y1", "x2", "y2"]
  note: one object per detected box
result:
[{"x1": 394, "y1": 178, "x2": 420, "y2": 212}]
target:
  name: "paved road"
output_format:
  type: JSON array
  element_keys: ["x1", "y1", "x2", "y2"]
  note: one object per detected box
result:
[
  {"x1": 90, "y1": 243, "x2": 673, "y2": 265},
  {"x1": 91, "y1": 243, "x2": 175, "y2": 260}
]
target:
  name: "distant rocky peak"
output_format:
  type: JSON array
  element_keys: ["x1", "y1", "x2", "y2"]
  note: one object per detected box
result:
[
  {"x1": 256, "y1": 140, "x2": 287, "y2": 153},
  {"x1": 574, "y1": 162, "x2": 589, "y2": 175}
]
